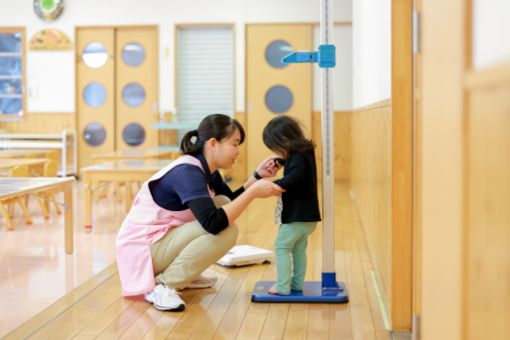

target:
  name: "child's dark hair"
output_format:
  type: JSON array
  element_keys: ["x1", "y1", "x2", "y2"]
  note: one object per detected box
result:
[
  {"x1": 180, "y1": 113, "x2": 245, "y2": 155},
  {"x1": 262, "y1": 115, "x2": 314, "y2": 156}
]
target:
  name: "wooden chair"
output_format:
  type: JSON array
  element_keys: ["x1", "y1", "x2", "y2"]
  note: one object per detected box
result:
[
  {"x1": 45, "y1": 150, "x2": 60, "y2": 162},
  {"x1": 38, "y1": 160, "x2": 62, "y2": 218},
  {"x1": 0, "y1": 165, "x2": 33, "y2": 230}
]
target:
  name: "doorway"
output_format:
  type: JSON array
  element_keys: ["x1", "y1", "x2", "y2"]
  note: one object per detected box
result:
[{"x1": 76, "y1": 26, "x2": 158, "y2": 168}]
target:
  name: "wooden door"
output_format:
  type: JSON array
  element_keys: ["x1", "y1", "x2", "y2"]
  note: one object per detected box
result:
[
  {"x1": 246, "y1": 24, "x2": 312, "y2": 174},
  {"x1": 77, "y1": 26, "x2": 158, "y2": 168},
  {"x1": 76, "y1": 27, "x2": 115, "y2": 168},
  {"x1": 115, "y1": 27, "x2": 158, "y2": 151}
]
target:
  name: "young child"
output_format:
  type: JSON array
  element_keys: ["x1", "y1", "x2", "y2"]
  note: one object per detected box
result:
[{"x1": 262, "y1": 115, "x2": 321, "y2": 295}]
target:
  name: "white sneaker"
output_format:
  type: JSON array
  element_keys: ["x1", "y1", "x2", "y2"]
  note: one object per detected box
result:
[
  {"x1": 183, "y1": 274, "x2": 218, "y2": 290},
  {"x1": 144, "y1": 284, "x2": 185, "y2": 311}
]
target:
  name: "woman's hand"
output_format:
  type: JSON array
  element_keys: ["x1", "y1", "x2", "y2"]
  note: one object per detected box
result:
[
  {"x1": 249, "y1": 179, "x2": 285, "y2": 198},
  {"x1": 256, "y1": 156, "x2": 283, "y2": 178},
  {"x1": 223, "y1": 179, "x2": 285, "y2": 224}
]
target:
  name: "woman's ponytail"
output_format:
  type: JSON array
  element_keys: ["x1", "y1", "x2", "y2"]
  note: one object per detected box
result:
[{"x1": 180, "y1": 129, "x2": 202, "y2": 154}]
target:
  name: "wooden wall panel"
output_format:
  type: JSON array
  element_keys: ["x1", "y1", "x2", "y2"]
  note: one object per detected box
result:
[
  {"x1": 0, "y1": 113, "x2": 75, "y2": 133},
  {"x1": 465, "y1": 66, "x2": 510, "y2": 340},
  {"x1": 313, "y1": 111, "x2": 351, "y2": 182},
  {"x1": 350, "y1": 100, "x2": 392, "y2": 310}
]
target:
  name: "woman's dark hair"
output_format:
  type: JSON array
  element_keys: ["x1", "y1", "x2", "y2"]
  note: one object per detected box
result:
[
  {"x1": 180, "y1": 113, "x2": 245, "y2": 155},
  {"x1": 262, "y1": 115, "x2": 314, "y2": 156}
]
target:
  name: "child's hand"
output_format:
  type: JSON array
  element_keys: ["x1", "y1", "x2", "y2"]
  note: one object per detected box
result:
[
  {"x1": 256, "y1": 156, "x2": 283, "y2": 178},
  {"x1": 273, "y1": 158, "x2": 285, "y2": 166}
]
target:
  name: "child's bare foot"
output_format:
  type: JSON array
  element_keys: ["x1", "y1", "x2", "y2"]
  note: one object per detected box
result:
[{"x1": 268, "y1": 285, "x2": 289, "y2": 295}]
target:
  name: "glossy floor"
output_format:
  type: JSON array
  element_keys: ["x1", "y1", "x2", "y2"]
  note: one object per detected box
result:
[
  {"x1": 0, "y1": 181, "x2": 401, "y2": 339},
  {"x1": 0, "y1": 182, "x2": 121, "y2": 337}
]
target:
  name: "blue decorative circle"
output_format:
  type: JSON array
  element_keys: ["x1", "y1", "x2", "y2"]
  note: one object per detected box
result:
[
  {"x1": 264, "y1": 85, "x2": 293, "y2": 114},
  {"x1": 122, "y1": 42, "x2": 146, "y2": 67},
  {"x1": 122, "y1": 83, "x2": 146, "y2": 107},
  {"x1": 265, "y1": 40, "x2": 293, "y2": 69},
  {"x1": 122, "y1": 123, "x2": 146, "y2": 146},
  {"x1": 83, "y1": 122, "x2": 106, "y2": 147},
  {"x1": 83, "y1": 82, "x2": 107, "y2": 108}
]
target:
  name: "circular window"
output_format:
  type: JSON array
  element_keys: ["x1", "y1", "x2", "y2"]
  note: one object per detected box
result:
[
  {"x1": 83, "y1": 123, "x2": 106, "y2": 147},
  {"x1": 265, "y1": 85, "x2": 293, "y2": 114},
  {"x1": 82, "y1": 42, "x2": 108, "y2": 69},
  {"x1": 265, "y1": 40, "x2": 293, "y2": 69},
  {"x1": 122, "y1": 83, "x2": 146, "y2": 107},
  {"x1": 122, "y1": 123, "x2": 146, "y2": 146},
  {"x1": 83, "y1": 82, "x2": 107, "y2": 108},
  {"x1": 122, "y1": 42, "x2": 146, "y2": 67}
]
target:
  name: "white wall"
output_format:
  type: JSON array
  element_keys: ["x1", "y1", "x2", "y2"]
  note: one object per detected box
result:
[
  {"x1": 0, "y1": 0, "x2": 352, "y2": 113},
  {"x1": 313, "y1": 25, "x2": 353, "y2": 111},
  {"x1": 473, "y1": 0, "x2": 510, "y2": 69},
  {"x1": 352, "y1": 0, "x2": 391, "y2": 108}
]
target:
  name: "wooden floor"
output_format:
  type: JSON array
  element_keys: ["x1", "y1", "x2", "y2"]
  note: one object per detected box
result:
[{"x1": 1, "y1": 181, "x2": 393, "y2": 339}]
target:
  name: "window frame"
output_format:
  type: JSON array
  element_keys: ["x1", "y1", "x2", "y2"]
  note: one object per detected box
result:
[
  {"x1": 174, "y1": 23, "x2": 235, "y2": 126},
  {"x1": 0, "y1": 27, "x2": 26, "y2": 120}
]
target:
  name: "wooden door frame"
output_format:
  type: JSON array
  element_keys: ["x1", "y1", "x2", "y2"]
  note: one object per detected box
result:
[
  {"x1": 391, "y1": 0, "x2": 413, "y2": 331},
  {"x1": 417, "y1": 0, "x2": 467, "y2": 338},
  {"x1": 412, "y1": 0, "x2": 423, "y2": 337}
]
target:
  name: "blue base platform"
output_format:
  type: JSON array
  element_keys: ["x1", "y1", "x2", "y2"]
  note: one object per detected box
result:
[{"x1": 251, "y1": 281, "x2": 349, "y2": 303}]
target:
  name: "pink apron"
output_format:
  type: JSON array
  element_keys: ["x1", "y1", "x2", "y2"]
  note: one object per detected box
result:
[{"x1": 115, "y1": 155, "x2": 211, "y2": 296}]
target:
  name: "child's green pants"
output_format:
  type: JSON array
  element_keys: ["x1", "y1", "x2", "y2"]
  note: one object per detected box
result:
[{"x1": 274, "y1": 221, "x2": 317, "y2": 294}]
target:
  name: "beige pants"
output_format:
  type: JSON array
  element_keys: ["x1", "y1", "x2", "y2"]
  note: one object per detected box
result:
[{"x1": 151, "y1": 195, "x2": 237, "y2": 289}]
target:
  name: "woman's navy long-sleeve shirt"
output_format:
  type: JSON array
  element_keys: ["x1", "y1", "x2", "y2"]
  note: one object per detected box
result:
[{"x1": 148, "y1": 154, "x2": 244, "y2": 234}]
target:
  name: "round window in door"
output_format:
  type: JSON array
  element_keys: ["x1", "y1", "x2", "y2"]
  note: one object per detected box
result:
[
  {"x1": 122, "y1": 83, "x2": 146, "y2": 107},
  {"x1": 83, "y1": 82, "x2": 107, "y2": 108},
  {"x1": 265, "y1": 40, "x2": 293, "y2": 69},
  {"x1": 122, "y1": 123, "x2": 146, "y2": 146},
  {"x1": 82, "y1": 42, "x2": 108, "y2": 69},
  {"x1": 83, "y1": 122, "x2": 106, "y2": 147},
  {"x1": 265, "y1": 85, "x2": 293, "y2": 114},
  {"x1": 122, "y1": 42, "x2": 146, "y2": 67}
]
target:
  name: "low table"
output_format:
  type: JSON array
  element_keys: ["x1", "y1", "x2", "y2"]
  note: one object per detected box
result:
[
  {"x1": 0, "y1": 177, "x2": 75, "y2": 254},
  {"x1": 81, "y1": 159, "x2": 173, "y2": 228}
]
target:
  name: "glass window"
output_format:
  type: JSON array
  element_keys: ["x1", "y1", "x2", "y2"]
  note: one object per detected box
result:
[
  {"x1": 122, "y1": 42, "x2": 145, "y2": 67},
  {"x1": 176, "y1": 26, "x2": 234, "y2": 126},
  {"x1": 82, "y1": 41, "x2": 108, "y2": 69},
  {"x1": 122, "y1": 123, "x2": 145, "y2": 146},
  {"x1": 83, "y1": 122, "x2": 107, "y2": 147},
  {"x1": 122, "y1": 83, "x2": 146, "y2": 107},
  {"x1": 83, "y1": 82, "x2": 107, "y2": 108},
  {"x1": 265, "y1": 85, "x2": 293, "y2": 114},
  {"x1": 0, "y1": 29, "x2": 24, "y2": 117},
  {"x1": 265, "y1": 40, "x2": 293, "y2": 69}
]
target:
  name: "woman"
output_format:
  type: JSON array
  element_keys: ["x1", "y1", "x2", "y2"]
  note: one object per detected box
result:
[{"x1": 116, "y1": 114, "x2": 283, "y2": 311}]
